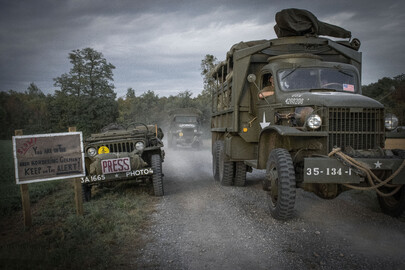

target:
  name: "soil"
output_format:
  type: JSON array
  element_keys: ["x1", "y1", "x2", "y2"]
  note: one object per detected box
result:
[{"x1": 134, "y1": 147, "x2": 405, "y2": 270}]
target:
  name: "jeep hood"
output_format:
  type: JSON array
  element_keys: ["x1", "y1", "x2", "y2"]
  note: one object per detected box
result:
[{"x1": 280, "y1": 92, "x2": 384, "y2": 108}]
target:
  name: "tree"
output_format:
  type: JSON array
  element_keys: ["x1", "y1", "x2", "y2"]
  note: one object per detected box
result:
[
  {"x1": 26, "y1": 82, "x2": 44, "y2": 97},
  {"x1": 199, "y1": 54, "x2": 218, "y2": 132},
  {"x1": 363, "y1": 74, "x2": 405, "y2": 125},
  {"x1": 53, "y1": 48, "x2": 118, "y2": 135},
  {"x1": 200, "y1": 54, "x2": 218, "y2": 97}
]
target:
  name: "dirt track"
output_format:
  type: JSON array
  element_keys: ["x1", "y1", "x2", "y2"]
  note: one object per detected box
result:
[{"x1": 135, "y1": 147, "x2": 405, "y2": 269}]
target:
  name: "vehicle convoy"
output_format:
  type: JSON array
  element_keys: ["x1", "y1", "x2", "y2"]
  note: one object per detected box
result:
[
  {"x1": 210, "y1": 9, "x2": 405, "y2": 220},
  {"x1": 167, "y1": 108, "x2": 203, "y2": 149},
  {"x1": 81, "y1": 123, "x2": 165, "y2": 200}
]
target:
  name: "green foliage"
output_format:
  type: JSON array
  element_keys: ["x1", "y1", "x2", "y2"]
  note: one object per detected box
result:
[
  {"x1": 0, "y1": 179, "x2": 156, "y2": 269},
  {"x1": 363, "y1": 74, "x2": 405, "y2": 124},
  {"x1": 53, "y1": 48, "x2": 118, "y2": 136},
  {"x1": 0, "y1": 140, "x2": 61, "y2": 216}
]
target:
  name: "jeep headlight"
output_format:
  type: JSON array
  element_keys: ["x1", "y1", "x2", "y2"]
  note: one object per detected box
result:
[
  {"x1": 135, "y1": 141, "x2": 145, "y2": 151},
  {"x1": 307, "y1": 114, "x2": 322, "y2": 129},
  {"x1": 87, "y1": 147, "x2": 97, "y2": 157},
  {"x1": 385, "y1": 113, "x2": 399, "y2": 130}
]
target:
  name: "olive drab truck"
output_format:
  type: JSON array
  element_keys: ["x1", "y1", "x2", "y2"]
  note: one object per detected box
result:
[
  {"x1": 210, "y1": 9, "x2": 405, "y2": 220},
  {"x1": 167, "y1": 108, "x2": 203, "y2": 149}
]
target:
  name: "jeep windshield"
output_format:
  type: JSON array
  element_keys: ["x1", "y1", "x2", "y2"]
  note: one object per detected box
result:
[
  {"x1": 175, "y1": 116, "x2": 197, "y2": 123},
  {"x1": 278, "y1": 67, "x2": 358, "y2": 93}
]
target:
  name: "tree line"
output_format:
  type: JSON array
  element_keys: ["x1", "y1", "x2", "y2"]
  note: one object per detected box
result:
[
  {"x1": 0, "y1": 48, "x2": 404, "y2": 140},
  {"x1": 0, "y1": 48, "x2": 216, "y2": 139}
]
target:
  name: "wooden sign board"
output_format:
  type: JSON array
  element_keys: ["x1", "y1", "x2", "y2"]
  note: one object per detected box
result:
[{"x1": 12, "y1": 132, "x2": 85, "y2": 184}]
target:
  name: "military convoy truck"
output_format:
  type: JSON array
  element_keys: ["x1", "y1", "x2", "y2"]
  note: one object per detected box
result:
[
  {"x1": 81, "y1": 123, "x2": 165, "y2": 200},
  {"x1": 167, "y1": 108, "x2": 203, "y2": 149},
  {"x1": 211, "y1": 9, "x2": 405, "y2": 219}
]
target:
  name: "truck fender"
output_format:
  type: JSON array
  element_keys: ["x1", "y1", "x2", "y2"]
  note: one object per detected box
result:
[{"x1": 257, "y1": 125, "x2": 327, "y2": 169}]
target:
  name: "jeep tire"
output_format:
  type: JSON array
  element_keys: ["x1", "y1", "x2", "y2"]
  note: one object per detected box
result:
[{"x1": 151, "y1": 154, "x2": 164, "y2": 196}]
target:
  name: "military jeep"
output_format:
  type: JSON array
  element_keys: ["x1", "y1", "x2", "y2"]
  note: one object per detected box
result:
[
  {"x1": 210, "y1": 9, "x2": 405, "y2": 220},
  {"x1": 81, "y1": 123, "x2": 165, "y2": 200}
]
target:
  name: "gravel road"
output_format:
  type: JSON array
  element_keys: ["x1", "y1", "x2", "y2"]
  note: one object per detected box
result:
[{"x1": 135, "y1": 147, "x2": 405, "y2": 269}]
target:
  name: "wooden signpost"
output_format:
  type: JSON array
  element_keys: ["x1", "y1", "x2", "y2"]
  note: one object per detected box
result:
[{"x1": 12, "y1": 128, "x2": 85, "y2": 227}]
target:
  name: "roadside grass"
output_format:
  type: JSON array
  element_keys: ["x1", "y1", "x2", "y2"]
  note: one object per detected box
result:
[
  {"x1": 0, "y1": 140, "x2": 61, "y2": 216},
  {"x1": 0, "y1": 140, "x2": 157, "y2": 269}
]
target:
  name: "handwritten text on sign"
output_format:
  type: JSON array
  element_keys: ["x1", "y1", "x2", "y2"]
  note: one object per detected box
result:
[{"x1": 13, "y1": 132, "x2": 85, "y2": 184}]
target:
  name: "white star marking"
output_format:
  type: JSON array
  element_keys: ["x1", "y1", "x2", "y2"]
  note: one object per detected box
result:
[
  {"x1": 374, "y1": 161, "x2": 382, "y2": 169},
  {"x1": 260, "y1": 112, "x2": 271, "y2": 129}
]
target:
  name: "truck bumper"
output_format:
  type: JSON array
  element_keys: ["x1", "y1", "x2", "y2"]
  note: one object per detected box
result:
[{"x1": 303, "y1": 157, "x2": 405, "y2": 184}]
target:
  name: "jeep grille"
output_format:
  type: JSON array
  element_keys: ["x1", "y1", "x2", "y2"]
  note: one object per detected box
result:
[
  {"x1": 91, "y1": 141, "x2": 136, "y2": 153},
  {"x1": 328, "y1": 108, "x2": 385, "y2": 151}
]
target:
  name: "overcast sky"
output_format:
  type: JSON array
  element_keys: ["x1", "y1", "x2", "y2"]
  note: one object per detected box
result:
[{"x1": 1, "y1": 0, "x2": 404, "y2": 98}]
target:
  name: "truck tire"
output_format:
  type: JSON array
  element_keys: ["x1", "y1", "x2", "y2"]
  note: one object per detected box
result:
[
  {"x1": 378, "y1": 186, "x2": 405, "y2": 218},
  {"x1": 212, "y1": 141, "x2": 221, "y2": 181},
  {"x1": 151, "y1": 154, "x2": 164, "y2": 196},
  {"x1": 266, "y1": 148, "x2": 296, "y2": 220},
  {"x1": 218, "y1": 141, "x2": 234, "y2": 186},
  {"x1": 234, "y1": 162, "x2": 247, "y2": 186}
]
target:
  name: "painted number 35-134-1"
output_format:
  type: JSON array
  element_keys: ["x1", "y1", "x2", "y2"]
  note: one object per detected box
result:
[{"x1": 306, "y1": 167, "x2": 352, "y2": 176}]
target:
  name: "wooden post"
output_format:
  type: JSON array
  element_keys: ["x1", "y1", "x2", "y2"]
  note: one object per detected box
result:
[
  {"x1": 15, "y1": 129, "x2": 32, "y2": 227},
  {"x1": 69, "y1": 127, "x2": 84, "y2": 216}
]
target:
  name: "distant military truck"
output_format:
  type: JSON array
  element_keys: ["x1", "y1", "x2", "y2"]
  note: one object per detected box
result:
[
  {"x1": 167, "y1": 108, "x2": 203, "y2": 149},
  {"x1": 210, "y1": 9, "x2": 405, "y2": 220},
  {"x1": 81, "y1": 123, "x2": 165, "y2": 200}
]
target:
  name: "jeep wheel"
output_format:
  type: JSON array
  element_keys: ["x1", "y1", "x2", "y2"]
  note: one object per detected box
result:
[
  {"x1": 82, "y1": 184, "x2": 92, "y2": 202},
  {"x1": 378, "y1": 186, "x2": 405, "y2": 218},
  {"x1": 234, "y1": 162, "x2": 246, "y2": 186},
  {"x1": 151, "y1": 154, "x2": 164, "y2": 196},
  {"x1": 212, "y1": 141, "x2": 221, "y2": 181},
  {"x1": 218, "y1": 141, "x2": 234, "y2": 186},
  {"x1": 266, "y1": 148, "x2": 296, "y2": 220}
]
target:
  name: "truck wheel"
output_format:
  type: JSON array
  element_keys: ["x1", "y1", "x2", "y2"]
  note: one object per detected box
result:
[
  {"x1": 212, "y1": 141, "x2": 221, "y2": 181},
  {"x1": 234, "y1": 162, "x2": 246, "y2": 186},
  {"x1": 266, "y1": 148, "x2": 296, "y2": 220},
  {"x1": 218, "y1": 141, "x2": 234, "y2": 186},
  {"x1": 151, "y1": 154, "x2": 164, "y2": 196},
  {"x1": 82, "y1": 184, "x2": 91, "y2": 202},
  {"x1": 378, "y1": 186, "x2": 405, "y2": 218}
]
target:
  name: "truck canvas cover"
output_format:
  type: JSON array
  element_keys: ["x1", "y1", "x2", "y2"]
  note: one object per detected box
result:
[{"x1": 274, "y1": 8, "x2": 352, "y2": 39}]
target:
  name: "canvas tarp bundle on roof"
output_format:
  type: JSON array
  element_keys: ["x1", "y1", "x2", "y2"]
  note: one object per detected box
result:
[{"x1": 274, "y1": 9, "x2": 351, "y2": 39}]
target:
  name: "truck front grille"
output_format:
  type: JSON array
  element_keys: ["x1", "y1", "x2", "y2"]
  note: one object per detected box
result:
[
  {"x1": 182, "y1": 128, "x2": 194, "y2": 137},
  {"x1": 328, "y1": 108, "x2": 385, "y2": 151}
]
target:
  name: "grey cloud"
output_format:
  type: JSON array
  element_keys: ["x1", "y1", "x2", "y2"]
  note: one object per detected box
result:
[{"x1": 0, "y1": 0, "x2": 404, "y2": 97}]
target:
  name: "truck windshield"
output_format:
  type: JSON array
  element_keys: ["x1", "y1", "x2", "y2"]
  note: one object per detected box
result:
[
  {"x1": 278, "y1": 67, "x2": 358, "y2": 92},
  {"x1": 175, "y1": 116, "x2": 197, "y2": 123}
]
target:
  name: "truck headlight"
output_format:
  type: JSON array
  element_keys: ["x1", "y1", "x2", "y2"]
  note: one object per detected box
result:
[
  {"x1": 307, "y1": 114, "x2": 322, "y2": 129},
  {"x1": 87, "y1": 147, "x2": 97, "y2": 157},
  {"x1": 385, "y1": 113, "x2": 399, "y2": 130},
  {"x1": 135, "y1": 141, "x2": 145, "y2": 151}
]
